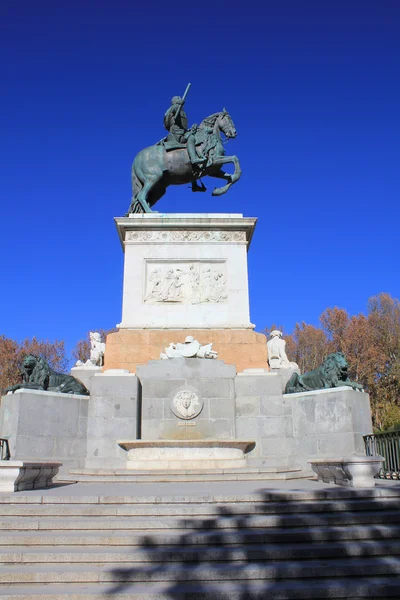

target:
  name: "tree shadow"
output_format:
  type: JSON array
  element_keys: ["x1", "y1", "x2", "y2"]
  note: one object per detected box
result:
[{"x1": 102, "y1": 485, "x2": 400, "y2": 598}]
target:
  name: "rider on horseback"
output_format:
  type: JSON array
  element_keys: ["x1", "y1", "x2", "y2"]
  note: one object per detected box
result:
[{"x1": 163, "y1": 96, "x2": 206, "y2": 168}]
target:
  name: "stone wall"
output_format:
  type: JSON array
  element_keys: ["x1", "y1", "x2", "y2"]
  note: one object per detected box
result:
[
  {"x1": 137, "y1": 358, "x2": 236, "y2": 441},
  {"x1": 235, "y1": 370, "x2": 296, "y2": 468},
  {"x1": 0, "y1": 363, "x2": 374, "y2": 474}
]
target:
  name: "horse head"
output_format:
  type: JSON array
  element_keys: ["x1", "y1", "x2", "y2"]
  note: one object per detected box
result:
[
  {"x1": 199, "y1": 110, "x2": 237, "y2": 140},
  {"x1": 218, "y1": 109, "x2": 237, "y2": 140}
]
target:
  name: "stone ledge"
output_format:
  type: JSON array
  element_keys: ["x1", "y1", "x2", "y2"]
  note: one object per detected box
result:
[
  {"x1": 118, "y1": 440, "x2": 255, "y2": 452},
  {"x1": 309, "y1": 456, "x2": 384, "y2": 488},
  {"x1": 0, "y1": 461, "x2": 62, "y2": 493},
  {"x1": 5, "y1": 388, "x2": 90, "y2": 400},
  {"x1": 283, "y1": 386, "x2": 355, "y2": 398}
]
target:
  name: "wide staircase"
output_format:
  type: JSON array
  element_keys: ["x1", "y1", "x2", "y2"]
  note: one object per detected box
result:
[{"x1": 0, "y1": 485, "x2": 400, "y2": 598}]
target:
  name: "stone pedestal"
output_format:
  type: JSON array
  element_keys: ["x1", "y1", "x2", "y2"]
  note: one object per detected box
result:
[
  {"x1": 0, "y1": 461, "x2": 61, "y2": 492},
  {"x1": 0, "y1": 390, "x2": 89, "y2": 475},
  {"x1": 309, "y1": 456, "x2": 384, "y2": 487},
  {"x1": 104, "y1": 213, "x2": 269, "y2": 373},
  {"x1": 288, "y1": 386, "x2": 373, "y2": 470}
]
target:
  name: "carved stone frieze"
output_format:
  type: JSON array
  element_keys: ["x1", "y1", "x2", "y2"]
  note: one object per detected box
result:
[{"x1": 126, "y1": 230, "x2": 246, "y2": 243}]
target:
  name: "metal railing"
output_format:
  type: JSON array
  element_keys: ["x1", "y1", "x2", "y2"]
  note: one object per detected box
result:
[
  {"x1": 364, "y1": 431, "x2": 400, "y2": 479},
  {"x1": 0, "y1": 438, "x2": 10, "y2": 461}
]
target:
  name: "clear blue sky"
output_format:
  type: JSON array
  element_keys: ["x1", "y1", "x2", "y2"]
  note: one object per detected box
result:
[{"x1": 1, "y1": 1, "x2": 399, "y2": 361}]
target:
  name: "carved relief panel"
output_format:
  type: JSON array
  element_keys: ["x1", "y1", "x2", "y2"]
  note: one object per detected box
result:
[{"x1": 144, "y1": 261, "x2": 228, "y2": 304}]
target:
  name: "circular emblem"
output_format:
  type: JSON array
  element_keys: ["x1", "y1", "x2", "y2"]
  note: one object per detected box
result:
[{"x1": 171, "y1": 390, "x2": 203, "y2": 420}]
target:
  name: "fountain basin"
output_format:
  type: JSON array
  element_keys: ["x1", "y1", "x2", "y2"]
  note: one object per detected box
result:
[{"x1": 117, "y1": 439, "x2": 256, "y2": 470}]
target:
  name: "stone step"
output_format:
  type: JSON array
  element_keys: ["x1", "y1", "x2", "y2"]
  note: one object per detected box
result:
[
  {"x1": 1, "y1": 539, "x2": 399, "y2": 564},
  {"x1": 63, "y1": 471, "x2": 306, "y2": 482},
  {"x1": 0, "y1": 577, "x2": 400, "y2": 599},
  {"x1": 2, "y1": 509, "x2": 400, "y2": 531},
  {"x1": 1, "y1": 556, "x2": 400, "y2": 584},
  {"x1": 2, "y1": 487, "x2": 400, "y2": 505},
  {"x1": 1, "y1": 497, "x2": 400, "y2": 517},
  {"x1": 2, "y1": 523, "x2": 400, "y2": 546},
  {"x1": 68, "y1": 467, "x2": 304, "y2": 476}
]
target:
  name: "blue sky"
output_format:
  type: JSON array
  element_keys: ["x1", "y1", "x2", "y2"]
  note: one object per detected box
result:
[{"x1": 1, "y1": 0, "x2": 399, "y2": 360}]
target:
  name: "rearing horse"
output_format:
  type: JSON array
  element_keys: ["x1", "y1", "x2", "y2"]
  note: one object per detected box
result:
[{"x1": 126, "y1": 110, "x2": 242, "y2": 214}]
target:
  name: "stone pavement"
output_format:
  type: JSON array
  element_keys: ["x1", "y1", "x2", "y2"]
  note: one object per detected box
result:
[{"x1": 1, "y1": 476, "x2": 399, "y2": 498}]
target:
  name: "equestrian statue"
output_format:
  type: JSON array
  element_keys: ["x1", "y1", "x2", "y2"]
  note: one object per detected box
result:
[{"x1": 126, "y1": 83, "x2": 242, "y2": 214}]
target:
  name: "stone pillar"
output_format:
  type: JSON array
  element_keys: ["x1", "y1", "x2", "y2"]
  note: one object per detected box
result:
[
  {"x1": 84, "y1": 371, "x2": 139, "y2": 469},
  {"x1": 235, "y1": 371, "x2": 296, "y2": 468}
]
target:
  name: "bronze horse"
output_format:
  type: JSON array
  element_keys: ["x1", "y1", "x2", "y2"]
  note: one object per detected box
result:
[{"x1": 126, "y1": 110, "x2": 241, "y2": 214}]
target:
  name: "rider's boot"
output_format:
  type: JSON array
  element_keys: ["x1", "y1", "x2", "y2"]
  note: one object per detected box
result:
[{"x1": 191, "y1": 180, "x2": 206, "y2": 192}]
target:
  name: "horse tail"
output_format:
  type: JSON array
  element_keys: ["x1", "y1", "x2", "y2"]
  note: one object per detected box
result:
[
  {"x1": 127, "y1": 161, "x2": 144, "y2": 214},
  {"x1": 285, "y1": 372, "x2": 299, "y2": 394},
  {"x1": 131, "y1": 162, "x2": 143, "y2": 199}
]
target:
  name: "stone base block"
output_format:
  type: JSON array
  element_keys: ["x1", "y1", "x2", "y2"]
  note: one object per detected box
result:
[
  {"x1": 309, "y1": 456, "x2": 384, "y2": 488},
  {"x1": 104, "y1": 329, "x2": 268, "y2": 374},
  {"x1": 70, "y1": 365, "x2": 102, "y2": 393},
  {"x1": 118, "y1": 440, "x2": 255, "y2": 470},
  {"x1": 0, "y1": 389, "x2": 89, "y2": 475},
  {"x1": 0, "y1": 460, "x2": 61, "y2": 492}
]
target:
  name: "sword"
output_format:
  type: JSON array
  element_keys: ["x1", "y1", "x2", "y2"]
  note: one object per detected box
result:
[{"x1": 174, "y1": 82, "x2": 191, "y2": 121}]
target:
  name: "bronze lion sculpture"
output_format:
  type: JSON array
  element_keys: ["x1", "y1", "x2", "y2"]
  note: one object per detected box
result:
[
  {"x1": 285, "y1": 352, "x2": 363, "y2": 394},
  {"x1": 5, "y1": 354, "x2": 89, "y2": 396}
]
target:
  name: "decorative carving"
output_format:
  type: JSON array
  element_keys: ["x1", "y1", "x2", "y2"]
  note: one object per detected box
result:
[
  {"x1": 125, "y1": 230, "x2": 246, "y2": 243},
  {"x1": 161, "y1": 336, "x2": 218, "y2": 360},
  {"x1": 145, "y1": 262, "x2": 228, "y2": 304},
  {"x1": 171, "y1": 390, "x2": 203, "y2": 420}
]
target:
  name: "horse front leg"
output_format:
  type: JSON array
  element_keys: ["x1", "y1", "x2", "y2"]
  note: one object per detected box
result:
[{"x1": 210, "y1": 155, "x2": 242, "y2": 196}]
